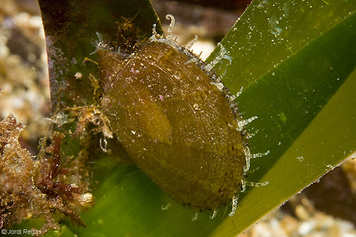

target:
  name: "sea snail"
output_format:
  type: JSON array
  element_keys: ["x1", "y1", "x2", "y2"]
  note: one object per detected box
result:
[{"x1": 96, "y1": 14, "x2": 250, "y2": 214}]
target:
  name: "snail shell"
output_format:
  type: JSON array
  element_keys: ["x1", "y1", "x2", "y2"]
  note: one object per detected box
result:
[{"x1": 97, "y1": 25, "x2": 246, "y2": 211}]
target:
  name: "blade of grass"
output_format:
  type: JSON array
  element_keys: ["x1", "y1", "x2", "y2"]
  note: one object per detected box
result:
[
  {"x1": 206, "y1": 0, "x2": 356, "y2": 236},
  {"x1": 208, "y1": 0, "x2": 356, "y2": 91},
  {"x1": 211, "y1": 66, "x2": 356, "y2": 237},
  {"x1": 37, "y1": 0, "x2": 162, "y2": 109}
]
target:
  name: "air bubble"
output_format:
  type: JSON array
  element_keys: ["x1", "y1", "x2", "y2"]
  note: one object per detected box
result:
[
  {"x1": 192, "y1": 212, "x2": 200, "y2": 221},
  {"x1": 297, "y1": 156, "x2": 304, "y2": 162},
  {"x1": 161, "y1": 203, "x2": 171, "y2": 210},
  {"x1": 210, "y1": 208, "x2": 219, "y2": 219}
]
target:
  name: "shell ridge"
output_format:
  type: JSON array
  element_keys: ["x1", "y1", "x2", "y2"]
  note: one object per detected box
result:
[
  {"x1": 98, "y1": 50, "x2": 135, "y2": 91},
  {"x1": 127, "y1": 49, "x2": 221, "y2": 185},
  {"x1": 135, "y1": 50, "x2": 199, "y2": 117},
  {"x1": 146, "y1": 39, "x2": 240, "y2": 122}
]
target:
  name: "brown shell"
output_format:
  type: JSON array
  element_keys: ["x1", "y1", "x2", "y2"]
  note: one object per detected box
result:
[{"x1": 98, "y1": 41, "x2": 245, "y2": 210}]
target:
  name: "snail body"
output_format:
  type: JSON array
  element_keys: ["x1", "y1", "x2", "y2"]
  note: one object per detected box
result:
[{"x1": 97, "y1": 15, "x2": 248, "y2": 211}]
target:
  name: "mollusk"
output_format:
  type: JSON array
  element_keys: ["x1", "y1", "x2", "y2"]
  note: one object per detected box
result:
[{"x1": 96, "y1": 14, "x2": 249, "y2": 212}]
